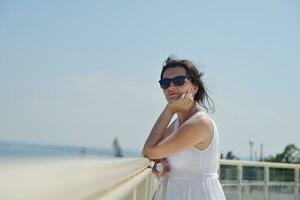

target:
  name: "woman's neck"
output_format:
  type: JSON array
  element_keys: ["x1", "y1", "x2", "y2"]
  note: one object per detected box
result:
[{"x1": 177, "y1": 102, "x2": 201, "y2": 126}]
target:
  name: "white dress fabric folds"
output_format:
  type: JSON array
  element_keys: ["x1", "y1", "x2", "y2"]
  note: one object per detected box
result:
[{"x1": 152, "y1": 111, "x2": 226, "y2": 200}]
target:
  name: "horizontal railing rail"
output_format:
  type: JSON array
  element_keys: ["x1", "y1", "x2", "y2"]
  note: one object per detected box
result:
[
  {"x1": 221, "y1": 159, "x2": 300, "y2": 169},
  {"x1": 1, "y1": 158, "x2": 299, "y2": 200},
  {"x1": 0, "y1": 157, "x2": 156, "y2": 200},
  {"x1": 220, "y1": 159, "x2": 300, "y2": 200}
]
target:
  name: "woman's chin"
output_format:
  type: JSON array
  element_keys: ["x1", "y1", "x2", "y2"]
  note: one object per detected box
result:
[{"x1": 167, "y1": 96, "x2": 178, "y2": 102}]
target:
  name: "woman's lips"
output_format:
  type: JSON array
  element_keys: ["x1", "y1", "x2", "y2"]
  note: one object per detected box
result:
[{"x1": 168, "y1": 94, "x2": 179, "y2": 99}]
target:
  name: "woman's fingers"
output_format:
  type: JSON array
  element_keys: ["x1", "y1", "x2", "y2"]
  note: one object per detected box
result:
[
  {"x1": 181, "y1": 91, "x2": 186, "y2": 98},
  {"x1": 151, "y1": 158, "x2": 171, "y2": 177},
  {"x1": 161, "y1": 159, "x2": 170, "y2": 167},
  {"x1": 152, "y1": 168, "x2": 161, "y2": 176},
  {"x1": 187, "y1": 90, "x2": 193, "y2": 99},
  {"x1": 153, "y1": 167, "x2": 166, "y2": 177},
  {"x1": 167, "y1": 90, "x2": 195, "y2": 113},
  {"x1": 160, "y1": 159, "x2": 171, "y2": 174},
  {"x1": 182, "y1": 90, "x2": 192, "y2": 107},
  {"x1": 186, "y1": 90, "x2": 194, "y2": 103},
  {"x1": 152, "y1": 164, "x2": 162, "y2": 177},
  {"x1": 152, "y1": 160, "x2": 164, "y2": 177}
]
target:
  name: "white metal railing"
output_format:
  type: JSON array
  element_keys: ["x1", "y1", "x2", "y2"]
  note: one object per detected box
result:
[
  {"x1": 220, "y1": 159, "x2": 300, "y2": 200},
  {"x1": 0, "y1": 157, "x2": 156, "y2": 200},
  {"x1": 1, "y1": 158, "x2": 299, "y2": 200}
]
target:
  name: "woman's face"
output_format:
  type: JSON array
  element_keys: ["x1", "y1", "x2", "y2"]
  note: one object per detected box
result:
[{"x1": 161, "y1": 66, "x2": 198, "y2": 102}]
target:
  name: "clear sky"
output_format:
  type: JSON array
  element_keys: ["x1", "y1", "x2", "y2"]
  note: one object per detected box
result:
[{"x1": 1, "y1": 0, "x2": 299, "y2": 159}]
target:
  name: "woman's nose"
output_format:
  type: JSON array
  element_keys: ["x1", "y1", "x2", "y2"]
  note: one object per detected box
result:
[{"x1": 167, "y1": 82, "x2": 176, "y2": 90}]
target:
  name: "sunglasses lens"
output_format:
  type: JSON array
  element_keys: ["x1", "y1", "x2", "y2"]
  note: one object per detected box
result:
[
  {"x1": 159, "y1": 79, "x2": 171, "y2": 89},
  {"x1": 173, "y1": 76, "x2": 186, "y2": 86},
  {"x1": 159, "y1": 76, "x2": 187, "y2": 89}
]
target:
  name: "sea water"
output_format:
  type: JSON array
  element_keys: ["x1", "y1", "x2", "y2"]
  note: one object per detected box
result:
[{"x1": 0, "y1": 140, "x2": 140, "y2": 162}]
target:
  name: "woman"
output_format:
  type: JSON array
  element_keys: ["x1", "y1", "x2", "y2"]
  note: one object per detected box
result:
[{"x1": 142, "y1": 56, "x2": 226, "y2": 200}]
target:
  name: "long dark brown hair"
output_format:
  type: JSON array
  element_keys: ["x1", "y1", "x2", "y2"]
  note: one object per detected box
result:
[{"x1": 160, "y1": 55, "x2": 215, "y2": 113}]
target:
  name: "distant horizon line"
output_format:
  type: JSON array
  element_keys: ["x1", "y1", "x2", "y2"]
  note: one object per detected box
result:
[{"x1": 0, "y1": 139, "x2": 140, "y2": 153}]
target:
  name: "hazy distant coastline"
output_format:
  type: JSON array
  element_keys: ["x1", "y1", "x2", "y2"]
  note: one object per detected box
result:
[{"x1": 0, "y1": 140, "x2": 140, "y2": 161}]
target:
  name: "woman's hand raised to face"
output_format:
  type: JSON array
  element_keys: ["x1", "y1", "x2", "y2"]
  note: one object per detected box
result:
[{"x1": 166, "y1": 90, "x2": 194, "y2": 114}]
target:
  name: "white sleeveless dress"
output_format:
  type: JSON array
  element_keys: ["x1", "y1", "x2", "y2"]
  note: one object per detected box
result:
[{"x1": 153, "y1": 111, "x2": 226, "y2": 200}]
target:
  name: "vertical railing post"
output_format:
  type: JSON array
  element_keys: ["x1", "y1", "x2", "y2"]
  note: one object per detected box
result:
[
  {"x1": 295, "y1": 168, "x2": 299, "y2": 200},
  {"x1": 149, "y1": 172, "x2": 156, "y2": 198},
  {"x1": 237, "y1": 164, "x2": 242, "y2": 200},
  {"x1": 136, "y1": 175, "x2": 147, "y2": 200},
  {"x1": 145, "y1": 172, "x2": 154, "y2": 200},
  {"x1": 264, "y1": 166, "x2": 269, "y2": 200},
  {"x1": 145, "y1": 175, "x2": 149, "y2": 200}
]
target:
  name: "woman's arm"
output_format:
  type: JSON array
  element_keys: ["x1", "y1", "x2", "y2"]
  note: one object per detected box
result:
[
  {"x1": 144, "y1": 117, "x2": 175, "y2": 177},
  {"x1": 143, "y1": 91, "x2": 212, "y2": 160},
  {"x1": 142, "y1": 106, "x2": 174, "y2": 157},
  {"x1": 143, "y1": 115, "x2": 213, "y2": 160},
  {"x1": 143, "y1": 91, "x2": 191, "y2": 156}
]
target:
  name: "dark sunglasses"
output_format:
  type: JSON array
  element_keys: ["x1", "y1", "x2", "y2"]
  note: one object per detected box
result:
[{"x1": 159, "y1": 75, "x2": 190, "y2": 89}]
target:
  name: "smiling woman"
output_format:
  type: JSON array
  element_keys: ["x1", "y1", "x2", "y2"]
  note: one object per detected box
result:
[{"x1": 142, "y1": 56, "x2": 226, "y2": 200}]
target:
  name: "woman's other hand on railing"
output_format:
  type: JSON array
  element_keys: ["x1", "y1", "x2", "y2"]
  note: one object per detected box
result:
[{"x1": 151, "y1": 158, "x2": 171, "y2": 177}]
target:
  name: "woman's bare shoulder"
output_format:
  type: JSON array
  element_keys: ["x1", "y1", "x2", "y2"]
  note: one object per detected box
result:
[
  {"x1": 182, "y1": 114, "x2": 213, "y2": 134},
  {"x1": 183, "y1": 115, "x2": 213, "y2": 128},
  {"x1": 183, "y1": 114, "x2": 214, "y2": 150}
]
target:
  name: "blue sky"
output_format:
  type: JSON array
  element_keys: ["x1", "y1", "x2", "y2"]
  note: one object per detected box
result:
[{"x1": 1, "y1": 0, "x2": 300, "y2": 158}]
